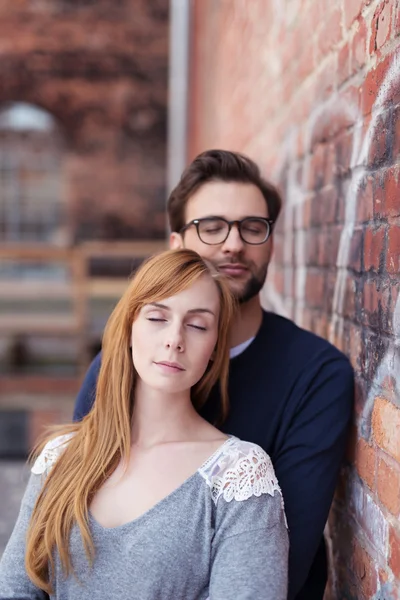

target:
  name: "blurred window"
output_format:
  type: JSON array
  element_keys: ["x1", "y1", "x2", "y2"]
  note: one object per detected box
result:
[{"x1": 0, "y1": 102, "x2": 65, "y2": 244}]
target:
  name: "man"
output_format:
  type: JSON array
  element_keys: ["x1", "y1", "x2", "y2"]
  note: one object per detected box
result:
[{"x1": 73, "y1": 150, "x2": 354, "y2": 599}]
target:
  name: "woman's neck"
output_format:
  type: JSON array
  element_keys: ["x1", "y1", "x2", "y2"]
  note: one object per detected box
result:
[{"x1": 131, "y1": 381, "x2": 204, "y2": 449}]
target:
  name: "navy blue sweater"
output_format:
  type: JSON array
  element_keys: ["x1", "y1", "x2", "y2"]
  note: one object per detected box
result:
[{"x1": 73, "y1": 311, "x2": 354, "y2": 600}]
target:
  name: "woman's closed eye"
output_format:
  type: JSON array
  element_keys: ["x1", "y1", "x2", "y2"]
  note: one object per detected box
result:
[
  {"x1": 148, "y1": 319, "x2": 206, "y2": 331},
  {"x1": 187, "y1": 323, "x2": 207, "y2": 331}
]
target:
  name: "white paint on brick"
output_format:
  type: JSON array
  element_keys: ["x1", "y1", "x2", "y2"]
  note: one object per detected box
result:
[
  {"x1": 266, "y1": 54, "x2": 400, "y2": 439},
  {"x1": 362, "y1": 294, "x2": 400, "y2": 438},
  {"x1": 350, "y1": 476, "x2": 389, "y2": 560},
  {"x1": 330, "y1": 55, "x2": 400, "y2": 346}
]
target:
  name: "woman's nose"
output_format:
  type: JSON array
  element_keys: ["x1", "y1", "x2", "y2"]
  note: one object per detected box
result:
[{"x1": 165, "y1": 326, "x2": 184, "y2": 352}]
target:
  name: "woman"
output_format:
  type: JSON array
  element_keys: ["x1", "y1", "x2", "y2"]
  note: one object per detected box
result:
[{"x1": 0, "y1": 249, "x2": 288, "y2": 600}]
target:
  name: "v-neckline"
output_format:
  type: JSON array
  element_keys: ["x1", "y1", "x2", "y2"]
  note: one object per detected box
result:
[{"x1": 89, "y1": 436, "x2": 236, "y2": 532}]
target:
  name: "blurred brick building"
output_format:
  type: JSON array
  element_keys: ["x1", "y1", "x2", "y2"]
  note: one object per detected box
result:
[
  {"x1": 0, "y1": 0, "x2": 169, "y2": 449},
  {"x1": 0, "y1": 0, "x2": 169, "y2": 242},
  {"x1": 167, "y1": 0, "x2": 400, "y2": 598}
]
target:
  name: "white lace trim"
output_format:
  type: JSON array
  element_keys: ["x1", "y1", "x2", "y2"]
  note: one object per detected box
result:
[
  {"x1": 199, "y1": 437, "x2": 283, "y2": 505},
  {"x1": 31, "y1": 433, "x2": 74, "y2": 475}
]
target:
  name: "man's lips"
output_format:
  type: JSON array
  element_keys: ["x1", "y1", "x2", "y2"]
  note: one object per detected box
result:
[{"x1": 218, "y1": 264, "x2": 249, "y2": 277}]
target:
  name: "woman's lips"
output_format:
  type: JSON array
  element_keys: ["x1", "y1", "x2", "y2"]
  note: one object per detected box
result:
[{"x1": 154, "y1": 361, "x2": 185, "y2": 374}]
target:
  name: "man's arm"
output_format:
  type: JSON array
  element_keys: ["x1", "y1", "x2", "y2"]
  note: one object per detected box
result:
[
  {"x1": 274, "y1": 348, "x2": 354, "y2": 600},
  {"x1": 73, "y1": 352, "x2": 102, "y2": 421}
]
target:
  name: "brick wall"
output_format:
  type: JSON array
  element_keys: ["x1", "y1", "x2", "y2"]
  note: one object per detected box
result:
[
  {"x1": 0, "y1": 0, "x2": 169, "y2": 241},
  {"x1": 188, "y1": 1, "x2": 400, "y2": 598}
]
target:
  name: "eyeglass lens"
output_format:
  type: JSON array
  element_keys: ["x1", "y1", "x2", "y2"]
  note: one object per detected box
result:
[{"x1": 197, "y1": 218, "x2": 270, "y2": 245}]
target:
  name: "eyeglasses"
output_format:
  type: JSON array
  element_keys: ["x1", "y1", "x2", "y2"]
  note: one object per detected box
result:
[{"x1": 180, "y1": 217, "x2": 274, "y2": 246}]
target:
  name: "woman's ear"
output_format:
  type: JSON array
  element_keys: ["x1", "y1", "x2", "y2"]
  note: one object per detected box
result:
[{"x1": 209, "y1": 349, "x2": 216, "y2": 362}]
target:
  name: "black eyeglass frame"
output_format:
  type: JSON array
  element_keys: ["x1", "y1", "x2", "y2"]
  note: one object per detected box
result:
[{"x1": 180, "y1": 217, "x2": 275, "y2": 246}]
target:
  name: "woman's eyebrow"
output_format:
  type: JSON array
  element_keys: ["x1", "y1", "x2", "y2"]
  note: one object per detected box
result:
[
  {"x1": 187, "y1": 308, "x2": 215, "y2": 316},
  {"x1": 147, "y1": 302, "x2": 169, "y2": 310},
  {"x1": 147, "y1": 303, "x2": 215, "y2": 316}
]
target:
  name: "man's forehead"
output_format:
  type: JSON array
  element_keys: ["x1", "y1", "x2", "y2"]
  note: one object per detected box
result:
[{"x1": 184, "y1": 184, "x2": 269, "y2": 222}]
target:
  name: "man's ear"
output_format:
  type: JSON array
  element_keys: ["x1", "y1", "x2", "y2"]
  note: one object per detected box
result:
[{"x1": 169, "y1": 232, "x2": 184, "y2": 249}]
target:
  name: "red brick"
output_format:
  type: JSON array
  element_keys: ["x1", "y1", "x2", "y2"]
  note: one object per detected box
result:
[
  {"x1": 324, "y1": 271, "x2": 337, "y2": 312},
  {"x1": 311, "y1": 188, "x2": 338, "y2": 228},
  {"x1": 352, "y1": 540, "x2": 378, "y2": 598},
  {"x1": 355, "y1": 438, "x2": 376, "y2": 489},
  {"x1": 315, "y1": 7, "x2": 343, "y2": 59},
  {"x1": 338, "y1": 43, "x2": 351, "y2": 85},
  {"x1": 349, "y1": 324, "x2": 363, "y2": 373},
  {"x1": 310, "y1": 87, "x2": 358, "y2": 146},
  {"x1": 273, "y1": 268, "x2": 285, "y2": 296},
  {"x1": 363, "y1": 280, "x2": 393, "y2": 334},
  {"x1": 363, "y1": 279, "x2": 379, "y2": 328},
  {"x1": 296, "y1": 194, "x2": 312, "y2": 229},
  {"x1": 387, "y1": 225, "x2": 400, "y2": 273},
  {"x1": 349, "y1": 228, "x2": 363, "y2": 272},
  {"x1": 306, "y1": 230, "x2": 319, "y2": 265},
  {"x1": 335, "y1": 130, "x2": 354, "y2": 176},
  {"x1": 305, "y1": 271, "x2": 325, "y2": 308},
  {"x1": 377, "y1": 457, "x2": 400, "y2": 515},
  {"x1": 368, "y1": 108, "x2": 395, "y2": 168},
  {"x1": 393, "y1": 107, "x2": 400, "y2": 171},
  {"x1": 395, "y1": 1, "x2": 400, "y2": 35},
  {"x1": 351, "y1": 18, "x2": 368, "y2": 72},
  {"x1": 298, "y1": 42, "x2": 315, "y2": 81},
  {"x1": 370, "y1": 1, "x2": 392, "y2": 53},
  {"x1": 344, "y1": 0, "x2": 364, "y2": 28},
  {"x1": 354, "y1": 376, "x2": 367, "y2": 416},
  {"x1": 364, "y1": 225, "x2": 386, "y2": 271},
  {"x1": 361, "y1": 54, "x2": 392, "y2": 115},
  {"x1": 343, "y1": 276, "x2": 357, "y2": 319},
  {"x1": 273, "y1": 234, "x2": 284, "y2": 265},
  {"x1": 311, "y1": 313, "x2": 328, "y2": 339},
  {"x1": 308, "y1": 143, "x2": 333, "y2": 190},
  {"x1": 357, "y1": 176, "x2": 374, "y2": 224},
  {"x1": 308, "y1": 0, "x2": 324, "y2": 32},
  {"x1": 295, "y1": 126, "x2": 307, "y2": 160},
  {"x1": 390, "y1": 526, "x2": 400, "y2": 578},
  {"x1": 372, "y1": 397, "x2": 400, "y2": 461},
  {"x1": 301, "y1": 308, "x2": 313, "y2": 332},
  {"x1": 374, "y1": 166, "x2": 400, "y2": 219}
]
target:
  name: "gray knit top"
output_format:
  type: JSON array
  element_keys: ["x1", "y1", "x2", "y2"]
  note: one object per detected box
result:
[{"x1": 0, "y1": 435, "x2": 289, "y2": 600}]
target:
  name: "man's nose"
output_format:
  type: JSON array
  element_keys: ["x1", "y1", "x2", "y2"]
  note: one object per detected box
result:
[{"x1": 221, "y1": 223, "x2": 245, "y2": 253}]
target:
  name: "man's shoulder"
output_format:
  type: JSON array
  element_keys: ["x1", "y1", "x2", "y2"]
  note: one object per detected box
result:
[{"x1": 260, "y1": 311, "x2": 349, "y2": 363}]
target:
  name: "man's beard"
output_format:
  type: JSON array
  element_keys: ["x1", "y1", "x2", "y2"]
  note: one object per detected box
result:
[
  {"x1": 235, "y1": 264, "x2": 269, "y2": 304},
  {"x1": 212, "y1": 258, "x2": 269, "y2": 304}
]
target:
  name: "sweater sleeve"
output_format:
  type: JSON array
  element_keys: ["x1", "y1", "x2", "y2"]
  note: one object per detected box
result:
[
  {"x1": 0, "y1": 473, "x2": 48, "y2": 600},
  {"x1": 210, "y1": 491, "x2": 288, "y2": 600},
  {"x1": 72, "y1": 351, "x2": 102, "y2": 422},
  {"x1": 275, "y1": 349, "x2": 354, "y2": 599}
]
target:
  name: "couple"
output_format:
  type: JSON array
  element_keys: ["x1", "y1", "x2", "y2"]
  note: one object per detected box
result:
[{"x1": 0, "y1": 150, "x2": 354, "y2": 599}]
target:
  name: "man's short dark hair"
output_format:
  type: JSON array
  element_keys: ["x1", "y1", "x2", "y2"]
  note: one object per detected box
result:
[{"x1": 167, "y1": 149, "x2": 282, "y2": 233}]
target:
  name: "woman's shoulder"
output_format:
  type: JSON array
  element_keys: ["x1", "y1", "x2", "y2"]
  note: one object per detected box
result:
[
  {"x1": 31, "y1": 432, "x2": 75, "y2": 476},
  {"x1": 199, "y1": 436, "x2": 282, "y2": 505}
]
